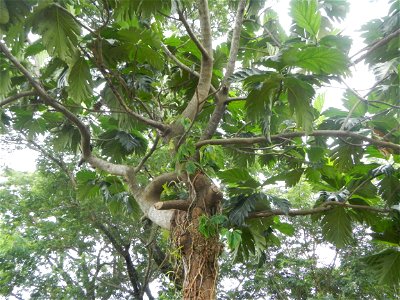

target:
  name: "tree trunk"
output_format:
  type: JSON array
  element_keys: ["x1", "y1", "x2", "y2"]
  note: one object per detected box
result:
[{"x1": 171, "y1": 173, "x2": 222, "y2": 299}]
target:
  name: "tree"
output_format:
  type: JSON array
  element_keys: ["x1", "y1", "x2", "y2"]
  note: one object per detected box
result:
[{"x1": 0, "y1": 0, "x2": 399, "y2": 298}]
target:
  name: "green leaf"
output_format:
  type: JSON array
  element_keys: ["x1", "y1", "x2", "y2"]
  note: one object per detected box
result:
[
  {"x1": 98, "y1": 129, "x2": 148, "y2": 162},
  {"x1": 218, "y1": 168, "x2": 259, "y2": 193},
  {"x1": 378, "y1": 173, "x2": 400, "y2": 207},
  {"x1": 31, "y1": 4, "x2": 80, "y2": 61},
  {"x1": 284, "y1": 77, "x2": 315, "y2": 132},
  {"x1": 320, "y1": 206, "x2": 353, "y2": 248},
  {"x1": 226, "y1": 194, "x2": 258, "y2": 226},
  {"x1": 282, "y1": 46, "x2": 349, "y2": 75},
  {"x1": 273, "y1": 222, "x2": 295, "y2": 236},
  {"x1": 68, "y1": 57, "x2": 92, "y2": 104},
  {"x1": 0, "y1": 70, "x2": 11, "y2": 96},
  {"x1": 224, "y1": 229, "x2": 242, "y2": 251},
  {"x1": 290, "y1": 0, "x2": 321, "y2": 38},
  {"x1": 270, "y1": 195, "x2": 291, "y2": 214},
  {"x1": 364, "y1": 249, "x2": 400, "y2": 286},
  {"x1": 245, "y1": 75, "x2": 281, "y2": 121}
]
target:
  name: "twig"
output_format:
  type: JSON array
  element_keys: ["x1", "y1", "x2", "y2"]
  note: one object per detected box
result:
[{"x1": 134, "y1": 135, "x2": 160, "y2": 173}]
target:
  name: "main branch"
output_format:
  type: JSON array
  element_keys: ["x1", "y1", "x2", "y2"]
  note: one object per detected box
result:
[
  {"x1": 199, "y1": 0, "x2": 246, "y2": 141},
  {"x1": 196, "y1": 130, "x2": 400, "y2": 152},
  {"x1": 167, "y1": 0, "x2": 213, "y2": 141},
  {"x1": 248, "y1": 201, "x2": 392, "y2": 219}
]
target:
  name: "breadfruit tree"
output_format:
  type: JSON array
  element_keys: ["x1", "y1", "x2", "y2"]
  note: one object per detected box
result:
[{"x1": 0, "y1": 0, "x2": 399, "y2": 298}]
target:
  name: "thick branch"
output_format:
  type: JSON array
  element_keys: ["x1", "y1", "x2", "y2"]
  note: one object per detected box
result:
[
  {"x1": 154, "y1": 200, "x2": 189, "y2": 211},
  {"x1": 248, "y1": 201, "x2": 392, "y2": 219},
  {"x1": 176, "y1": 0, "x2": 213, "y2": 126},
  {"x1": 0, "y1": 91, "x2": 37, "y2": 107},
  {"x1": 196, "y1": 130, "x2": 400, "y2": 152},
  {"x1": 199, "y1": 0, "x2": 246, "y2": 141}
]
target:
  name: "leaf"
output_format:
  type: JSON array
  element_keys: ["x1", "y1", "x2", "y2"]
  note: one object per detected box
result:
[
  {"x1": 370, "y1": 164, "x2": 395, "y2": 177},
  {"x1": 68, "y1": 57, "x2": 93, "y2": 104},
  {"x1": 270, "y1": 195, "x2": 291, "y2": 214},
  {"x1": 364, "y1": 249, "x2": 400, "y2": 286},
  {"x1": 290, "y1": 0, "x2": 321, "y2": 38},
  {"x1": 226, "y1": 194, "x2": 258, "y2": 226},
  {"x1": 224, "y1": 229, "x2": 242, "y2": 251},
  {"x1": 76, "y1": 170, "x2": 100, "y2": 201},
  {"x1": 273, "y1": 222, "x2": 295, "y2": 236},
  {"x1": 378, "y1": 173, "x2": 400, "y2": 207},
  {"x1": 31, "y1": 4, "x2": 80, "y2": 61},
  {"x1": 320, "y1": 206, "x2": 353, "y2": 248},
  {"x1": 98, "y1": 129, "x2": 148, "y2": 162},
  {"x1": 245, "y1": 75, "x2": 281, "y2": 122},
  {"x1": 218, "y1": 168, "x2": 259, "y2": 195},
  {"x1": 0, "y1": 70, "x2": 11, "y2": 96},
  {"x1": 284, "y1": 77, "x2": 315, "y2": 132},
  {"x1": 282, "y1": 46, "x2": 349, "y2": 75}
]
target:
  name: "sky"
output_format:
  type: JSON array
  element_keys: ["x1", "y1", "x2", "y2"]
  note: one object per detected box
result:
[{"x1": 0, "y1": 0, "x2": 392, "y2": 174}]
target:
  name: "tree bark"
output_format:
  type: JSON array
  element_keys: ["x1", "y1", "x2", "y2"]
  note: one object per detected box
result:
[{"x1": 170, "y1": 173, "x2": 222, "y2": 299}]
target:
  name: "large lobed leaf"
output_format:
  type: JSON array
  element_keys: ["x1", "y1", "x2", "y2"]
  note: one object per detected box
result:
[
  {"x1": 30, "y1": 4, "x2": 80, "y2": 61},
  {"x1": 364, "y1": 249, "x2": 400, "y2": 286},
  {"x1": 284, "y1": 76, "x2": 315, "y2": 132},
  {"x1": 290, "y1": 0, "x2": 321, "y2": 38},
  {"x1": 320, "y1": 206, "x2": 353, "y2": 248},
  {"x1": 68, "y1": 57, "x2": 93, "y2": 104},
  {"x1": 282, "y1": 46, "x2": 349, "y2": 75}
]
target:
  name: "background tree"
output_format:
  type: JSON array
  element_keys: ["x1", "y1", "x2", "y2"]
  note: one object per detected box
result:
[{"x1": 0, "y1": 0, "x2": 399, "y2": 299}]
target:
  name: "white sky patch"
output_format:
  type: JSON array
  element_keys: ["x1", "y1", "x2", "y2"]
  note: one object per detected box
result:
[{"x1": 0, "y1": 148, "x2": 38, "y2": 172}]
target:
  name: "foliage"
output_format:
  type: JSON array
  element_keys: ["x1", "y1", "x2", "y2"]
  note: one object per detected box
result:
[{"x1": 0, "y1": 0, "x2": 399, "y2": 298}]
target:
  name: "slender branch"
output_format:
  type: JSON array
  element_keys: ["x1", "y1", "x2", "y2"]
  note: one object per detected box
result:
[
  {"x1": 134, "y1": 135, "x2": 160, "y2": 173},
  {"x1": 95, "y1": 222, "x2": 141, "y2": 298},
  {"x1": 0, "y1": 41, "x2": 132, "y2": 177},
  {"x1": 97, "y1": 65, "x2": 169, "y2": 132},
  {"x1": 176, "y1": 2, "x2": 210, "y2": 60},
  {"x1": 0, "y1": 91, "x2": 37, "y2": 107},
  {"x1": 248, "y1": 201, "x2": 391, "y2": 219},
  {"x1": 196, "y1": 130, "x2": 400, "y2": 152},
  {"x1": 352, "y1": 28, "x2": 400, "y2": 64},
  {"x1": 199, "y1": 0, "x2": 246, "y2": 141},
  {"x1": 26, "y1": 138, "x2": 77, "y2": 188},
  {"x1": 161, "y1": 43, "x2": 200, "y2": 77}
]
